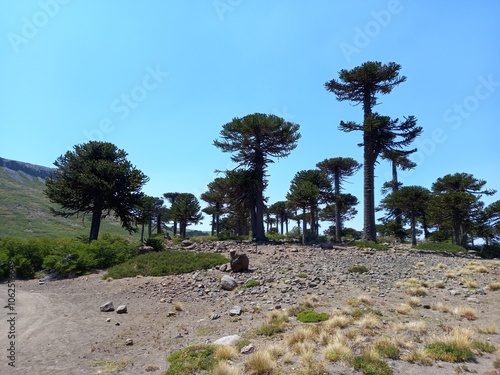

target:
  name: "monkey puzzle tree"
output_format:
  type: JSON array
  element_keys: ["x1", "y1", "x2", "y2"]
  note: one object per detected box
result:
[
  {"x1": 380, "y1": 185, "x2": 431, "y2": 246},
  {"x1": 169, "y1": 193, "x2": 203, "y2": 238},
  {"x1": 431, "y1": 173, "x2": 496, "y2": 247},
  {"x1": 163, "y1": 192, "x2": 180, "y2": 235},
  {"x1": 289, "y1": 169, "x2": 331, "y2": 236},
  {"x1": 325, "y1": 61, "x2": 416, "y2": 242},
  {"x1": 287, "y1": 180, "x2": 320, "y2": 245},
  {"x1": 317, "y1": 157, "x2": 361, "y2": 242},
  {"x1": 201, "y1": 177, "x2": 227, "y2": 236},
  {"x1": 214, "y1": 113, "x2": 301, "y2": 241},
  {"x1": 44, "y1": 141, "x2": 149, "y2": 243}
]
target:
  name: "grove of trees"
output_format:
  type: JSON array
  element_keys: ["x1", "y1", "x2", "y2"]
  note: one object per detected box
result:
[{"x1": 43, "y1": 62, "x2": 500, "y2": 251}]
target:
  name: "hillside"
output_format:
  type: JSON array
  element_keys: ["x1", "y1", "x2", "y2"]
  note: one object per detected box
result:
[{"x1": 0, "y1": 157, "x2": 140, "y2": 240}]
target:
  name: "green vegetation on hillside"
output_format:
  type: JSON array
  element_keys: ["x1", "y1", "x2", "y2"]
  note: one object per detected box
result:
[{"x1": 0, "y1": 167, "x2": 140, "y2": 240}]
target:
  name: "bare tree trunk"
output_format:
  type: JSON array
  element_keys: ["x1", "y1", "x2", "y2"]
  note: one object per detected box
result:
[{"x1": 89, "y1": 206, "x2": 102, "y2": 243}]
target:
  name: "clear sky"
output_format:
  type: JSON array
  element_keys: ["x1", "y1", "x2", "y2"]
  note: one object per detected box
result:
[{"x1": 1, "y1": 1, "x2": 499, "y2": 233}]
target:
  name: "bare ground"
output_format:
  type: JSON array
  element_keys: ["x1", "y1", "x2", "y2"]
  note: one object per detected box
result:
[{"x1": 1, "y1": 243, "x2": 499, "y2": 375}]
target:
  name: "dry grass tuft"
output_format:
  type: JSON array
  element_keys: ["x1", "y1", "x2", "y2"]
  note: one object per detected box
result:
[
  {"x1": 323, "y1": 332, "x2": 352, "y2": 363},
  {"x1": 401, "y1": 349, "x2": 433, "y2": 365},
  {"x1": 285, "y1": 326, "x2": 316, "y2": 347},
  {"x1": 476, "y1": 324, "x2": 498, "y2": 334},
  {"x1": 416, "y1": 261, "x2": 426, "y2": 267},
  {"x1": 444, "y1": 271, "x2": 456, "y2": 278},
  {"x1": 405, "y1": 320, "x2": 427, "y2": 333},
  {"x1": 215, "y1": 345, "x2": 239, "y2": 361},
  {"x1": 432, "y1": 302, "x2": 451, "y2": 313},
  {"x1": 487, "y1": 281, "x2": 500, "y2": 291},
  {"x1": 407, "y1": 296, "x2": 421, "y2": 307},
  {"x1": 301, "y1": 294, "x2": 320, "y2": 309},
  {"x1": 244, "y1": 351, "x2": 276, "y2": 375},
  {"x1": 358, "y1": 314, "x2": 381, "y2": 329},
  {"x1": 395, "y1": 303, "x2": 411, "y2": 315},
  {"x1": 211, "y1": 361, "x2": 241, "y2": 375},
  {"x1": 434, "y1": 280, "x2": 446, "y2": 288},
  {"x1": 325, "y1": 314, "x2": 352, "y2": 329},
  {"x1": 174, "y1": 302, "x2": 183, "y2": 311},
  {"x1": 453, "y1": 305, "x2": 478, "y2": 320},
  {"x1": 406, "y1": 286, "x2": 428, "y2": 296}
]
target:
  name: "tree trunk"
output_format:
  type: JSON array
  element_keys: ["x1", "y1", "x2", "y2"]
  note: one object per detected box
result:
[
  {"x1": 302, "y1": 207, "x2": 307, "y2": 245},
  {"x1": 254, "y1": 153, "x2": 267, "y2": 241},
  {"x1": 334, "y1": 174, "x2": 342, "y2": 242},
  {"x1": 148, "y1": 219, "x2": 152, "y2": 239},
  {"x1": 363, "y1": 152, "x2": 377, "y2": 242},
  {"x1": 173, "y1": 220, "x2": 178, "y2": 236},
  {"x1": 410, "y1": 214, "x2": 417, "y2": 246},
  {"x1": 363, "y1": 93, "x2": 377, "y2": 242},
  {"x1": 156, "y1": 215, "x2": 162, "y2": 234},
  {"x1": 140, "y1": 223, "x2": 145, "y2": 242},
  {"x1": 89, "y1": 206, "x2": 103, "y2": 243},
  {"x1": 391, "y1": 161, "x2": 405, "y2": 241}
]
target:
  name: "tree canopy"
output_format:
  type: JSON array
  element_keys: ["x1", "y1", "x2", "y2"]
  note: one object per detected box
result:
[
  {"x1": 44, "y1": 141, "x2": 148, "y2": 243},
  {"x1": 214, "y1": 113, "x2": 300, "y2": 241}
]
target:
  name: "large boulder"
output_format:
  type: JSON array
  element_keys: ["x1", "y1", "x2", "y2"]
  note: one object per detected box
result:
[
  {"x1": 229, "y1": 250, "x2": 249, "y2": 272},
  {"x1": 137, "y1": 245, "x2": 155, "y2": 255}
]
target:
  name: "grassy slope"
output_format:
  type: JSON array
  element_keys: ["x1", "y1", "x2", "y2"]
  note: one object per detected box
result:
[{"x1": 0, "y1": 167, "x2": 140, "y2": 241}]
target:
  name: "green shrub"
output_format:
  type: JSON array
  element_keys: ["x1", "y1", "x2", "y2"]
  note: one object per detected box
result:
[
  {"x1": 166, "y1": 345, "x2": 218, "y2": 375},
  {"x1": 351, "y1": 354, "x2": 393, "y2": 375},
  {"x1": 104, "y1": 251, "x2": 228, "y2": 279},
  {"x1": 144, "y1": 237, "x2": 165, "y2": 252},
  {"x1": 353, "y1": 241, "x2": 389, "y2": 251},
  {"x1": 415, "y1": 242, "x2": 466, "y2": 254},
  {"x1": 296, "y1": 309, "x2": 329, "y2": 323},
  {"x1": 424, "y1": 342, "x2": 474, "y2": 362},
  {"x1": 375, "y1": 343, "x2": 400, "y2": 359},
  {"x1": 257, "y1": 318, "x2": 285, "y2": 336},
  {"x1": 349, "y1": 264, "x2": 369, "y2": 274},
  {"x1": 476, "y1": 244, "x2": 500, "y2": 259},
  {"x1": 245, "y1": 279, "x2": 260, "y2": 288}
]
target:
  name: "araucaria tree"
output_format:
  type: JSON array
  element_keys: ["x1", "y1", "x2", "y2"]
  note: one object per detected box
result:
[
  {"x1": 325, "y1": 61, "x2": 421, "y2": 242},
  {"x1": 169, "y1": 193, "x2": 203, "y2": 238},
  {"x1": 317, "y1": 157, "x2": 361, "y2": 242},
  {"x1": 44, "y1": 141, "x2": 149, "y2": 243},
  {"x1": 214, "y1": 113, "x2": 301, "y2": 241}
]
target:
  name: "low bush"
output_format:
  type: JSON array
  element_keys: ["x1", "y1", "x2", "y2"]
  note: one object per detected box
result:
[
  {"x1": 353, "y1": 241, "x2": 389, "y2": 251},
  {"x1": 104, "y1": 251, "x2": 228, "y2": 279},
  {"x1": 0, "y1": 234, "x2": 136, "y2": 279},
  {"x1": 414, "y1": 242, "x2": 466, "y2": 254},
  {"x1": 349, "y1": 264, "x2": 369, "y2": 274},
  {"x1": 296, "y1": 309, "x2": 329, "y2": 323},
  {"x1": 351, "y1": 353, "x2": 393, "y2": 375},
  {"x1": 166, "y1": 345, "x2": 218, "y2": 375}
]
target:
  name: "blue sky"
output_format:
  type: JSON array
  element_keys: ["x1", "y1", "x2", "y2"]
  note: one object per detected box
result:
[{"x1": 1, "y1": 1, "x2": 499, "y2": 233}]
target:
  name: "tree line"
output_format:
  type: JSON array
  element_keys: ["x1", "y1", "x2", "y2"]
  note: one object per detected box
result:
[{"x1": 44, "y1": 61, "x2": 500, "y2": 249}]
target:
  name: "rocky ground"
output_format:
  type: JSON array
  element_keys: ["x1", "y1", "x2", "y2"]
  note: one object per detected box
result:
[{"x1": 1, "y1": 242, "x2": 499, "y2": 375}]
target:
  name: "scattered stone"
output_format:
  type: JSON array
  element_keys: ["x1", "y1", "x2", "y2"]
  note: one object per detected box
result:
[
  {"x1": 116, "y1": 305, "x2": 127, "y2": 314},
  {"x1": 181, "y1": 240, "x2": 194, "y2": 247},
  {"x1": 167, "y1": 312, "x2": 176, "y2": 317},
  {"x1": 100, "y1": 301, "x2": 115, "y2": 312},
  {"x1": 240, "y1": 344, "x2": 255, "y2": 354},
  {"x1": 106, "y1": 318, "x2": 111, "y2": 322},
  {"x1": 213, "y1": 335, "x2": 241, "y2": 346},
  {"x1": 449, "y1": 290, "x2": 460, "y2": 296},
  {"x1": 221, "y1": 275, "x2": 238, "y2": 291},
  {"x1": 229, "y1": 306, "x2": 242, "y2": 316},
  {"x1": 210, "y1": 313, "x2": 220, "y2": 320},
  {"x1": 115, "y1": 322, "x2": 120, "y2": 326},
  {"x1": 125, "y1": 338, "x2": 133, "y2": 346},
  {"x1": 467, "y1": 297, "x2": 480, "y2": 303}
]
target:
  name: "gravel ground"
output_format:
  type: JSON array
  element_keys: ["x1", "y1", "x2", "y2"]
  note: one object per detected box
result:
[{"x1": 1, "y1": 242, "x2": 499, "y2": 374}]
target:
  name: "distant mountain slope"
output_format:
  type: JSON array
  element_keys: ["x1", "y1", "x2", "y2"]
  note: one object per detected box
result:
[
  {"x1": 0, "y1": 157, "x2": 139, "y2": 240},
  {"x1": 0, "y1": 156, "x2": 54, "y2": 180}
]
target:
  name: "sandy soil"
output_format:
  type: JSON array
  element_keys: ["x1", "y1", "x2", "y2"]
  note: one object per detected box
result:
[{"x1": 1, "y1": 243, "x2": 499, "y2": 375}]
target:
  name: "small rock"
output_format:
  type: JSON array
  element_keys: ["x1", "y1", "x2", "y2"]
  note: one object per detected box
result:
[
  {"x1": 210, "y1": 313, "x2": 220, "y2": 320},
  {"x1": 116, "y1": 305, "x2": 127, "y2": 314},
  {"x1": 221, "y1": 275, "x2": 238, "y2": 291},
  {"x1": 213, "y1": 335, "x2": 241, "y2": 346},
  {"x1": 241, "y1": 344, "x2": 255, "y2": 354},
  {"x1": 100, "y1": 301, "x2": 115, "y2": 312},
  {"x1": 229, "y1": 306, "x2": 242, "y2": 316},
  {"x1": 125, "y1": 338, "x2": 133, "y2": 346},
  {"x1": 115, "y1": 322, "x2": 120, "y2": 326},
  {"x1": 106, "y1": 318, "x2": 111, "y2": 322},
  {"x1": 467, "y1": 297, "x2": 480, "y2": 303},
  {"x1": 167, "y1": 311, "x2": 176, "y2": 317},
  {"x1": 449, "y1": 290, "x2": 460, "y2": 296}
]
